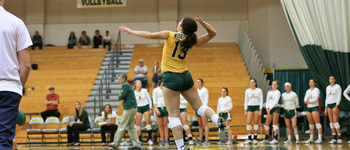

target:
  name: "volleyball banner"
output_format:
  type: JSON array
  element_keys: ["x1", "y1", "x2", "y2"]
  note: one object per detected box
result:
[{"x1": 77, "y1": 0, "x2": 126, "y2": 8}]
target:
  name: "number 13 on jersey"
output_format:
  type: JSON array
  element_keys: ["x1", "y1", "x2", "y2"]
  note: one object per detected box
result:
[{"x1": 171, "y1": 41, "x2": 190, "y2": 60}]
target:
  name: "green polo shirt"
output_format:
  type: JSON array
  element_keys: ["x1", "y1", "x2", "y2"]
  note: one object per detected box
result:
[{"x1": 119, "y1": 82, "x2": 137, "y2": 110}]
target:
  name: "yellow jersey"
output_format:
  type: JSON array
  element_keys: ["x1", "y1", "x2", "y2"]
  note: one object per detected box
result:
[{"x1": 161, "y1": 31, "x2": 196, "y2": 73}]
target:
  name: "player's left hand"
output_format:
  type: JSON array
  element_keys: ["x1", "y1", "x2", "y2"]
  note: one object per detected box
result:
[{"x1": 119, "y1": 25, "x2": 133, "y2": 34}]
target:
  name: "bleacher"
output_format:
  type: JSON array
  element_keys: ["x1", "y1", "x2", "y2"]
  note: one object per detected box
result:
[
  {"x1": 16, "y1": 47, "x2": 107, "y2": 143},
  {"x1": 127, "y1": 43, "x2": 250, "y2": 139}
]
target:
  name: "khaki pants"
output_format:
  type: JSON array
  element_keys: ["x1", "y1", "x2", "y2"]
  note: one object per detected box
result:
[{"x1": 112, "y1": 108, "x2": 140, "y2": 147}]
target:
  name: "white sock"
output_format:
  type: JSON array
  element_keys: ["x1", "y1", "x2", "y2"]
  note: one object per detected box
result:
[
  {"x1": 175, "y1": 139, "x2": 184, "y2": 150},
  {"x1": 211, "y1": 114, "x2": 219, "y2": 125},
  {"x1": 310, "y1": 134, "x2": 314, "y2": 140},
  {"x1": 295, "y1": 135, "x2": 299, "y2": 141},
  {"x1": 288, "y1": 135, "x2": 291, "y2": 141},
  {"x1": 318, "y1": 134, "x2": 322, "y2": 139}
]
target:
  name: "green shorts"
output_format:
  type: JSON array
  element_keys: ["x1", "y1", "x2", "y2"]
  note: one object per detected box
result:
[
  {"x1": 247, "y1": 106, "x2": 260, "y2": 112},
  {"x1": 284, "y1": 109, "x2": 297, "y2": 119},
  {"x1": 180, "y1": 108, "x2": 187, "y2": 113},
  {"x1": 16, "y1": 109, "x2": 26, "y2": 126},
  {"x1": 327, "y1": 103, "x2": 337, "y2": 109},
  {"x1": 219, "y1": 113, "x2": 231, "y2": 121},
  {"x1": 307, "y1": 106, "x2": 319, "y2": 113},
  {"x1": 157, "y1": 107, "x2": 168, "y2": 117},
  {"x1": 162, "y1": 71, "x2": 194, "y2": 91},
  {"x1": 137, "y1": 104, "x2": 150, "y2": 114},
  {"x1": 270, "y1": 107, "x2": 280, "y2": 114}
]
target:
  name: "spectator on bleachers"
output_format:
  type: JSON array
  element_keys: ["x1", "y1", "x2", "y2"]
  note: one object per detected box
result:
[
  {"x1": 31, "y1": 31, "x2": 43, "y2": 50},
  {"x1": 93, "y1": 30, "x2": 103, "y2": 49},
  {"x1": 40, "y1": 87, "x2": 60, "y2": 121},
  {"x1": 132, "y1": 59, "x2": 148, "y2": 88},
  {"x1": 152, "y1": 61, "x2": 162, "y2": 88},
  {"x1": 100, "y1": 104, "x2": 118, "y2": 145},
  {"x1": 78, "y1": 31, "x2": 91, "y2": 49},
  {"x1": 67, "y1": 101, "x2": 90, "y2": 146},
  {"x1": 103, "y1": 30, "x2": 112, "y2": 50},
  {"x1": 67, "y1": 31, "x2": 77, "y2": 49}
]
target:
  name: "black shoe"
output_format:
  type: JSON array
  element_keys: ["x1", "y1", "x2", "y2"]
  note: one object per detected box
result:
[{"x1": 180, "y1": 145, "x2": 190, "y2": 150}]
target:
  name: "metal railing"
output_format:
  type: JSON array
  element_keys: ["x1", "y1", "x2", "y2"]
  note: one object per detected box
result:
[
  {"x1": 238, "y1": 23, "x2": 269, "y2": 99},
  {"x1": 92, "y1": 30, "x2": 122, "y2": 119}
]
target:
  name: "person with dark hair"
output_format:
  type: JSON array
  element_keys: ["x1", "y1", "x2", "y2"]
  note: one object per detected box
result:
[
  {"x1": 67, "y1": 31, "x2": 77, "y2": 49},
  {"x1": 217, "y1": 87, "x2": 232, "y2": 145},
  {"x1": 67, "y1": 101, "x2": 90, "y2": 146},
  {"x1": 103, "y1": 30, "x2": 112, "y2": 50},
  {"x1": 179, "y1": 95, "x2": 194, "y2": 145},
  {"x1": 108, "y1": 74, "x2": 140, "y2": 149},
  {"x1": 78, "y1": 31, "x2": 91, "y2": 49},
  {"x1": 152, "y1": 61, "x2": 162, "y2": 88},
  {"x1": 244, "y1": 79, "x2": 263, "y2": 145},
  {"x1": 153, "y1": 81, "x2": 169, "y2": 146},
  {"x1": 262, "y1": 81, "x2": 280, "y2": 144},
  {"x1": 133, "y1": 80, "x2": 153, "y2": 145},
  {"x1": 304, "y1": 79, "x2": 322, "y2": 144},
  {"x1": 100, "y1": 104, "x2": 118, "y2": 145},
  {"x1": 119, "y1": 17, "x2": 226, "y2": 150},
  {"x1": 93, "y1": 30, "x2": 103, "y2": 48},
  {"x1": 40, "y1": 87, "x2": 60, "y2": 121},
  {"x1": 196, "y1": 78, "x2": 210, "y2": 145},
  {"x1": 282, "y1": 82, "x2": 300, "y2": 144},
  {"x1": 0, "y1": 1, "x2": 32, "y2": 148},
  {"x1": 31, "y1": 31, "x2": 43, "y2": 50},
  {"x1": 325, "y1": 76, "x2": 342, "y2": 144}
]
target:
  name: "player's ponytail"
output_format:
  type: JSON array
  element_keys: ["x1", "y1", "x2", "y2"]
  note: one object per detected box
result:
[{"x1": 180, "y1": 17, "x2": 197, "y2": 52}]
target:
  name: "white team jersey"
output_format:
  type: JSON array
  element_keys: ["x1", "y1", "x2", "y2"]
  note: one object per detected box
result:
[
  {"x1": 217, "y1": 96, "x2": 233, "y2": 113},
  {"x1": 197, "y1": 87, "x2": 209, "y2": 106},
  {"x1": 282, "y1": 91, "x2": 299, "y2": 110},
  {"x1": 304, "y1": 88, "x2": 320, "y2": 108},
  {"x1": 266, "y1": 90, "x2": 281, "y2": 109},
  {"x1": 134, "y1": 89, "x2": 152, "y2": 108},
  {"x1": 244, "y1": 88, "x2": 263, "y2": 110},
  {"x1": 325, "y1": 84, "x2": 342, "y2": 105}
]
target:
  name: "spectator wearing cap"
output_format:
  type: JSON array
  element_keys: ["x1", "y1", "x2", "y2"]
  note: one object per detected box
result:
[
  {"x1": 40, "y1": 87, "x2": 60, "y2": 121},
  {"x1": 131, "y1": 59, "x2": 148, "y2": 88}
]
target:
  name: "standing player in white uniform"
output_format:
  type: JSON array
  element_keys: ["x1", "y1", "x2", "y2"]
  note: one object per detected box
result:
[
  {"x1": 304, "y1": 79, "x2": 322, "y2": 144},
  {"x1": 262, "y1": 81, "x2": 281, "y2": 144},
  {"x1": 196, "y1": 79, "x2": 210, "y2": 145},
  {"x1": 179, "y1": 95, "x2": 194, "y2": 145},
  {"x1": 133, "y1": 80, "x2": 153, "y2": 145},
  {"x1": 217, "y1": 87, "x2": 233, "y2": 145},
  {"x1": 282, "y1": 82, "x2": 300, "y2": 144},
  {"x1": 325, "y1": 76, "x2": 342, "y2": 144},
  {"x1": 153, "y1": 81, "x2": 169, "y2": 146},
  {"x1": 244, "y1": 79, "x2": 263, "y2": 144},
  {"x1": 344, "y1": 84, "x2": 350, "y2": 144}
]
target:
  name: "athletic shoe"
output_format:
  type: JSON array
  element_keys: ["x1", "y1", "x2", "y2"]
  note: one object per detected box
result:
[
  {"x1": 225, "y1": 141, "x2": 232, "y2": 145},
  {"x1": 315, "y1": 138, "x2": 322, "y2": 144},
  {"x1": 158, "y1": 140, "x2": 164, "y2": 146},
  {"x1": 329, "y1": 139, "x2": 337, "y2": 144},
  {"x1": 218, "y1": 141, "x2": 223, "y2": 145},
  {"x1": 147, "y1": 139, "x2": 154, "y2": 146},
  {"x1": 260, "y1": 140, "x2": 268, "y2": 144},
  {"x1": 253, "y1": 139, "x2": 258, "y2": 144},
  {"x1": 180, "y1": 145, "x2": 190, "y2": 150},
  {"x1": 202, "y1": 141, "x2": 210, "y2": 145},
  {"x1": 102, "y1": 142, "x2": 108, "y2": 146},
  {"x1": 218, "y1": 117, "x2": 228, "y2": 143},
  {"x1": 269, "y1": 139, "x2": 278, "y2": 144},
  {"x1": 284, "y1": 140, "x2": 291, "y2": 144},
  {"x1": 107, "y1": 143, "x2": 118, "y2": 149},
  {"x1": 337, "y1": 139, "x2": 343, "y2": 144},
  {"x1": 188, "y1": 140, "x2": 195, "y2": 145},
  {"x1": 304, "y1": 138, "x2": 313, "y2": 144},
  {"x1": 244, "y1": 140, "x2": 252, "y2": 145},
  {"x1": 163, "y1": 140, "x2": 169, "y2": 146},
  {"x1": 296, "y1": 140, "x2": 300, "y2": 144}
]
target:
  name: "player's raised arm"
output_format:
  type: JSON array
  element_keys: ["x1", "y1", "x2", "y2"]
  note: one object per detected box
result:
[
  {"x1": 196, "y1": 17, "x2": 217, "y2": 46},
  {"x1": 119, "y1": 25, "x2": 169, "y2": 39}
]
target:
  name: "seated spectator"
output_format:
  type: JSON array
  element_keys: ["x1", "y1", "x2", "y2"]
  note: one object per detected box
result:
[
  {"x1": 152, "y1": 61, "x2": 162, "y2": 88},
  {"x1": 78, "y1": 31, "x2": 91, "y2": 49},
  {"x1": 67, "y1": 31, "x2": 77, "y2": 49},
  {"x1": 100, "y1": 104, "x2": 118, "y2": 145},
  {"x1": 131, "y1": 59, "x2": 148, "y2": 88},
  {"x1": 93, "y1": 30, "x2": 103, "y2": 48},
  {"x1": 67, "y1": 101, "x2": 90, "y2": 146},
  {"x1": 40, "y1": 87, "x2": 60, "y2": 121},
  {"x1": 103, "y1": 30, "x2": 112, "y2": 50},
  {"x1": 32, "y1": 31, "x2": 43, "y2": 50}
]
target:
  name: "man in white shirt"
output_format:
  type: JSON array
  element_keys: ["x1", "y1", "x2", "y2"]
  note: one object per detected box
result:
[
  {"x1": 103, "y1": 30, "x2": 112, "y2": 50},
  {"x1": 132, "y1": 59, "x2": 148, "y2": 88},
  {"x1": 0, "y1": 0, "x2": 32, "y2": 149}
]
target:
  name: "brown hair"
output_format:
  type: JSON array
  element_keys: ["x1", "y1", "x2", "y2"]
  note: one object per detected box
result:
[
  {"x1": 73, "y1": 101, "x2": 83, "y2": 120},
  {"x1": 222, "y1": 87, "x2": 228, "y2": 96},
  {"x1": 197, "y1": 78, "x2": 204, "y2": 84},
  {"x1": 103, "y1": 104, "x2": 112, "y2": 121}
]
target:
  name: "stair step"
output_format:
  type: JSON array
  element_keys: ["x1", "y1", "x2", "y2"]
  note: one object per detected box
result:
[
  {"x1": 88, "y1": 95, "x2": 119, "y2": 101},
  {"x1": 91, "y1": 90, "x2": 120, "y2": 95},
  {"x1": 94, "y1": 80, "x2": 119, "y2": 85},
  {"x1": 100, "y1": 65, "x2": 129, "y2": 70},
  {"x1": 99, "y1": 69, "x2": 128, "y2": 74},
  {"x1": 103, "y1": 61, "x2": 130, "y2": 65},
  {"x1": 93, "y1": 84, "x2": 122, "y2": 89},
  {"x1": 104, "y1": 57, "x2": 131, "y2": 61},
  {"x1": 85, "y1": 100, "x2": 120, "y2": 108}
]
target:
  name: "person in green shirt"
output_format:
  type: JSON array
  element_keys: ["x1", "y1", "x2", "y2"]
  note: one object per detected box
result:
[
  {"x1": 67, "y1": 101, "x2": 90, "y2": 146},
  {"x1": 109, "y1": 74, "x2": 141, "y2": 149}
]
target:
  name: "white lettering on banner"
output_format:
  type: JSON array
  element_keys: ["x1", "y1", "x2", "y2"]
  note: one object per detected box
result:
[{"x1": 77, "y1": 0, "x2": 127, "y2": 8}]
